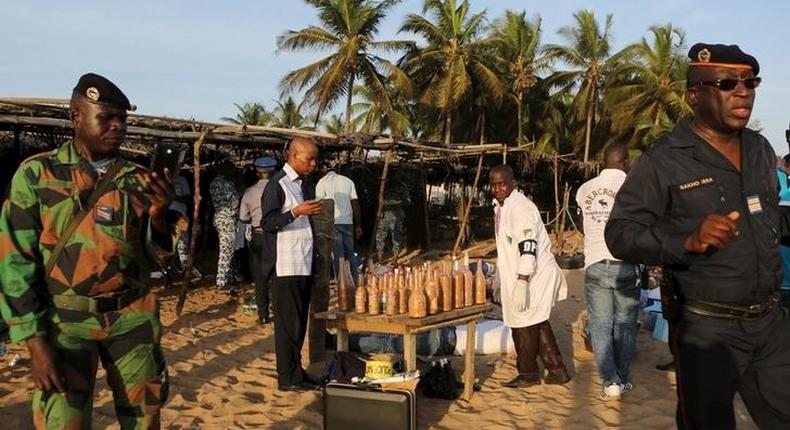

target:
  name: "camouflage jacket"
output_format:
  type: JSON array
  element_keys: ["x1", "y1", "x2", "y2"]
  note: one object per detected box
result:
[{"x1": 0, "y1": 141, "x2": 184, "y2": 342}]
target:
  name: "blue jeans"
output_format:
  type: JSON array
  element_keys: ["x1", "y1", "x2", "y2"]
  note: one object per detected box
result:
[
  {"x1": 333, "y1": 224, "x2": 359, "y2": 281},
  {"x1": 585, "y1": 260, "x2": 640, "y2": 384}
]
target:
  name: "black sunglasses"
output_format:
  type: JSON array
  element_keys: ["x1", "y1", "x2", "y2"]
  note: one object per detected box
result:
[{"x1": 696, "y1": 77, "x2": 762, "y2": 91}]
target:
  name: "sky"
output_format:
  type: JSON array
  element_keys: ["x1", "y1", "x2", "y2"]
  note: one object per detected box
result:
[{"x1": 2, "y1": 0, "x2": 789, "y2": 151}]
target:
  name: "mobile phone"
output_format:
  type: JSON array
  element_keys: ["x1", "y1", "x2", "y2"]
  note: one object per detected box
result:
[{"x1": 150, "y1": 144, "x2": 184, "y2": 176}]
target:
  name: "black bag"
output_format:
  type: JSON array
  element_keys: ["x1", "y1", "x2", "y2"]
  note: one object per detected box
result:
[
  {"x1": 324, "y1": 382, "x2": 416, "y2": 430},
  {"x1": 321, "y1": 351, "x2": 367, "y2": 384},
  {"x1": 419, "y1": 359, "x2": 459, "y2": 400}
]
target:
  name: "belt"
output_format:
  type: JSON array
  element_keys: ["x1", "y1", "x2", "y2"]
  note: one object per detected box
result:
[
  {"x1": 52, "y1": 287, "x2": 150, "y2": 313},
  {"x1": 599, "y1": 259, "x2": 629, "y2": 266},
  {"x1": 683, "y1": 295, "x2": 778, "y2": 320}
]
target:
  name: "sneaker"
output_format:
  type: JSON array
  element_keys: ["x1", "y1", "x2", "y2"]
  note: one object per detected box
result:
[
  {"x1": 621, "y1": 382, "x2": 633, "y2": 393},
  {"x1": 600, "y1": 382, "x2": 623, "y2": 401}
]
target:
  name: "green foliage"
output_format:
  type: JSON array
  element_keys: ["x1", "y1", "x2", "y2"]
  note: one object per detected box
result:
[
  {"x1": 220, "y1": 102, "x2": 273, "y2": 126},
  {"x1": 277, "y1": 0, "x2": 414, "y2": 133},
  {"x1": 223, "y1": 3, "x2": 699, "y2": 161}
]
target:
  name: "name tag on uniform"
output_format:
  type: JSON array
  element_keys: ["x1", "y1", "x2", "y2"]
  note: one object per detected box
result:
[
  {"x1": 95, "y1": 206, "x2": 114, "y2": 223},
  {"x1": 678, "y1": 176, "x2": 715, "y2": 191},
  {"x1": 746, "y1": 195, "x2": 762, "y2": 214}
]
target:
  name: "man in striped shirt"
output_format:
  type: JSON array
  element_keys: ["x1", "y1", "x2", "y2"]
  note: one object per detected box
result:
[{"x1": 261, "y1": 137, "x2": 322, "y2": 391}]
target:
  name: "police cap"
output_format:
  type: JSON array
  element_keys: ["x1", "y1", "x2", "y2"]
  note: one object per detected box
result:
[
  {"x1": 254, "y1": 156, "x2": 278, "y2": 169},
  {"x1": 72, "y1": 72, "x2": 135, "y2": 111},
  {"x1": 688, "y1": 43, "x2": 759, "y2": 76}
]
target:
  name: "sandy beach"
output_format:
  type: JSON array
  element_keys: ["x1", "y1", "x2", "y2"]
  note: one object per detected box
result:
[{"x1": 0, "y1": 268, "x2": 758, "y2": 429}]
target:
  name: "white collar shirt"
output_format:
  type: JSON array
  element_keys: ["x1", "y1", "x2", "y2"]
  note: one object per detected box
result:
[{"x1": 275, "y1": 163, "x2": 313, "y2": 276}]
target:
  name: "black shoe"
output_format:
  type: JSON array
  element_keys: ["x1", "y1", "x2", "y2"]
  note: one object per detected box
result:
[
  {"x1": 278, "y1": 381, "x2": 318, "y2": 392},
  {"x1": 502, "y1": 375, "x2": 541, "y2": 389},
  {"x1": 278, "y1": 384, "x2": 307, "y2": 392},
  {"x1": 302, "y1": 373, "x2": 320, "y2": 386},
  {"x1": 544, "y1": 371, "x2": 571, "y2": 385}
]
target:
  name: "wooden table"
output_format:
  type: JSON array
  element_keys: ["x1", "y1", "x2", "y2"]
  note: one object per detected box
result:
[{"x1": 315, "y1": 303, "x2": 491, "y2": 401}]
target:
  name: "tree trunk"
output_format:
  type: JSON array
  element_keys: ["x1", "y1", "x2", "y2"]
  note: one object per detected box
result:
[
  {"x1": 517, "y1": 92, "x2": 524, "y2": 145},
  {"x1": 583, "y1": 86, "x2": 596, "y2": 163},
  {"x1": 444, "y1": 112, "x2": 452, "y2": 146},
  {"x1": 344, "y1": 74, "x2": 356, "y2": 134},
  {"x1": 313, "y1": 106, "x2": 323, "y2": 130}
]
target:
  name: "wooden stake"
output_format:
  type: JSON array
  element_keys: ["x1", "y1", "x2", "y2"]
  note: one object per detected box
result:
[
  {"x1": 176, "y1": 131, "x2": 208, "y2": 316},
  {"x1": 453, "y1": 114, "x2": 486, "y2": 254},
  {"x1": 370, "y1": 149, "x2": 393, "y2": 259},
  {"x1": 420, "y1": 155, "x2": 431, "y2": 249}
]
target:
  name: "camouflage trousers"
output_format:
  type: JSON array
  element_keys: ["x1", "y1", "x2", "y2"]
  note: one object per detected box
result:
[
  {"x1": 213, "y1": 215, "x2": 236, "y2": 287},
  {"x1": 33, "y1": 292, "x2": 168, "y2": 430},
  {"x1": 376, "y1": 208, "x2": 404, "y2": 257},
  {"x1": 175, "y1": 230, "x2": 190, "y2": 268}
]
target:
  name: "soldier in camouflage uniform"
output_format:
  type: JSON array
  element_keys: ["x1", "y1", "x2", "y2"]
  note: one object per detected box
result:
[
  {"x1": 209, "y1": 169, "x2": 240, "y2": 289},
  {"x1": 375, "y1": 174, "x2": 410, "y2": 262},
  {"x1": 0, "y1": 73, "x2": 183, "y2": 429}
]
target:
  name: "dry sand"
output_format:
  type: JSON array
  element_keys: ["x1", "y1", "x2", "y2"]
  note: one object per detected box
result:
[{"x1": 0, "y1": 269, "x2": 759, "y2": 429}]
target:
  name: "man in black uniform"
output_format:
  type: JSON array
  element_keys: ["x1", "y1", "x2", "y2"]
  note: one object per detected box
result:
[{"x1": 606, "y1": 43, "x2": 790, "y2": 429}]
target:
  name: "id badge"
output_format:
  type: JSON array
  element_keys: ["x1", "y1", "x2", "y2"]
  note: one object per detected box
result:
[
  {"x1": 95, "y1": 206, "x2": 114, "y2": 223},
  {"x1": 746, "y1": 195, "x2": 762, "y2": 214}
]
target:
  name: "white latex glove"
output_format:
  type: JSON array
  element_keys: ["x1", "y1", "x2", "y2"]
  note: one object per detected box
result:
[
  {"x1": 512, "y1": 279, "x2": 530, "y2": 312},
  {"x1": 244, "y1": 223, "x2": 252, "y2": 242}
]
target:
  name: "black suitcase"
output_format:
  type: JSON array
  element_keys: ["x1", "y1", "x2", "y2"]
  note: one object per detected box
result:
[{"x1": 323, "y1": 382, "x2": 416, "y2": 430}]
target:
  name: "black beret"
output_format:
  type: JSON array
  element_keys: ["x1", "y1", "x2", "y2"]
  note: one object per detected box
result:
[
  {"x1": 72, "y1": 72, "x2": 135, "y2": 111},
  {"x1": 688, "y1": 43, "x2": 759, "y2": 76}
]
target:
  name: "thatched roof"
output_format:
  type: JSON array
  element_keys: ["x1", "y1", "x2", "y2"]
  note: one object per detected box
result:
[{"x1": 0, "y1": 98, "x2": 601, "y2": 181}]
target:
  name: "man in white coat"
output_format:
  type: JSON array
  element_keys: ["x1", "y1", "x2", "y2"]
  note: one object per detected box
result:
[{"x1": 490, "y1": 165, "x2": 571, "y2": 388}]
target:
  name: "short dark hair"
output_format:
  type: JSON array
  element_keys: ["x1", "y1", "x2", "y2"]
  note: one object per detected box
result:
[{"x1": 489, "y1": 164, "x2": 514, "y2": 181}]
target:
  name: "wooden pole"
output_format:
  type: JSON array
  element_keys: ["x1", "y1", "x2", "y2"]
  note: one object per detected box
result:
[
  {"x1": 370, "y1": 149, "x2": 393, "y2": 259},
  {"x1": 305, "y1": 199, "x2": 334, "y2": 365},
  {"x1": 420, "y1": 155, "x2": 431, "y2": 249},
  {"x1": 553, "y1": 154, "x2": 560, "y2": 235},
  {"x1": 176, "y1": 131, "x2": 208, "y2": 316},
  {"x1": 555, "y1": 183, "x2": 571, "y2": 255},
  {"x1": 453, "y1": 114, "x2": 486, "y2": 254}
]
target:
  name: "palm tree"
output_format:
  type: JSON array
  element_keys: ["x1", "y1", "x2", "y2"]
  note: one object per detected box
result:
[
  {"x1": 545, "y1": 10, "x2": 620, "y2": 162},
  {"x1": 352, "y1": 84, "x2": 410, "y2": 135},
  {"x1": 220, "y1": 102, "x2": 273, "y2": 125},
  {"x1": 323, "y1": 113, "x2": 345, "y2": 134},
  {"x1": 605, "y1": 24, "x2": 690, "y2": 149},
  {"x1": 535, "y1": 90, "x2": 574, "y2": 155},
  {"x1": 400, "y1": 0, "x2": 505, "y2": 145},
  {"x1": 490, "y1": 10, "x2": 547, "y2": 144},
  {"x1": 277, "y1": 0, "x2": 414, "y2": 133},
  {"x1": 271, "y1": 96, "x2": 309, "y2": 129}
]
